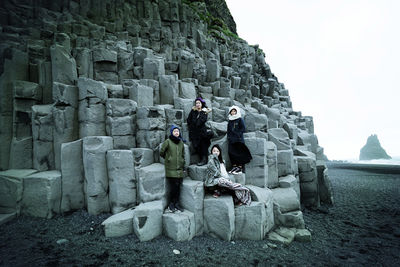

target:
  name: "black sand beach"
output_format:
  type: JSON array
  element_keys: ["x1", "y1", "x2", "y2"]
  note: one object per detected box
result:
[{"x1": 1, "y1": 165, "x2": 400, "y2": 266}]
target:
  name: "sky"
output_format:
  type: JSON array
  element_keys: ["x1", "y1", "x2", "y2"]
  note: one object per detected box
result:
[{"x1": 226, "y1": 0, "x2": 400, "y2": 160}]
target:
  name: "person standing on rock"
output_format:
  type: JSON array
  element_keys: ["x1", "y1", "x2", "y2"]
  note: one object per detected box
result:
[
  {"x1": 187, "y1": 97, "x2": 212, "y2": 166},
  {"x1": 205, "y1": 144, "x2": 251, "y2": 206},
  {"x1": 160, "y1": 125, "x2": 185, "y2": 213},
  {"x1": 227, "y1": 105, "x2": 252, "y2": 174}
]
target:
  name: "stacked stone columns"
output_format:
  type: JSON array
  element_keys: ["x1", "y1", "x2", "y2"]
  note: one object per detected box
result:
[
  {"x1": 32, "y1": 105, "x2": 54, "y2": 171},
  {"x1": 83, "y1": 136, "x2": 113, "y2": 215},
  {"x1": 52, "y1": 82, "x2": 79, "y2": 170},
  {"x1": 77, "y1": 77, "x2": 108, "y2": 138},
  {"x1": 106, "y1": 98, "x2": 137, "y2": 149},
  {"x1": 244, "y1": 137, "x2": 268, "y2": 188}
]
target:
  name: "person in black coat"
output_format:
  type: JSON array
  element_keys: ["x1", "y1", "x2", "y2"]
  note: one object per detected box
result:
[
  {"x1": 187, "y1": 97, "x2": 212, "y2": 166},
  {"x1": 227, "y1": 105, "x2": 252, "y2": 174}
]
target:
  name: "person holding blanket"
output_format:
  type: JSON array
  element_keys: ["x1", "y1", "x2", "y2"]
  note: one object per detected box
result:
[
  {"x1": 187, "y1": 97, "x2": 212, "y2": 166},
  {"x1": 205, "y1": 144, "x2": 251, "y2": 206},
  {"x1": 160, "y1": 125, "x2": 185, "y2": 212},
  {"x1": 227, "y1": 105, "x2": 252, "y2": 174}
]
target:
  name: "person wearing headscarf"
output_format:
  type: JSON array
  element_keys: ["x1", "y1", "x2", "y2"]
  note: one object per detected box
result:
[
  {"x1": 227, "y1": 105, "x2": 252, "y2": 174},
  {"x1": 205, "y1": 144, "x2": 251, "y2": 206},
  {"x1": 160, "y1": 125, "x2": 185, "y2": 212},
  {"x1": 186, "y1": 97, "x2": 212, "y2": 166}
]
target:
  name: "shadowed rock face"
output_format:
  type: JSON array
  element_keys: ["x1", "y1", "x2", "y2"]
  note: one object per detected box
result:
[{"x1": 359, "y1": 134, "x2": 391, "y2": 160}]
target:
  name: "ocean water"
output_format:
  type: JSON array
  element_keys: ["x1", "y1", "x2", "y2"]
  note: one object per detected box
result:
[{"x1": 346, "y1": 157, "x2": 400, "y2": 165}]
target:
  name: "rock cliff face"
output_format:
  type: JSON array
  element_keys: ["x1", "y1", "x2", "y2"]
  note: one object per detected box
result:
[
  {"x1": 0, "y1": 0, "x2": 333, "y2": 242},
  {"x1": 359, "y1": 134, "x2": 391, "y2": 160}
]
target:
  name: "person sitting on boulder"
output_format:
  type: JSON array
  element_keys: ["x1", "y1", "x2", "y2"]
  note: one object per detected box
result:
[
  {"x1": 227, "y1": 105, "x2": 252, "y2": 174},
  {"x1": 187, "y1": 97, "x2": 212, "y2": 166},
  {"x1": 160, "y1": 125, "x2": 185, "y2": 213},
  {"x1": 205, "y1": 144, "x2": 251, "y2": 206}
]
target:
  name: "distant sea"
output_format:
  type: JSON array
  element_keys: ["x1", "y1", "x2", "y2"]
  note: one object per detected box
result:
[{"x1": 331, "y1": 156, "x2": 400, "y2": 165}]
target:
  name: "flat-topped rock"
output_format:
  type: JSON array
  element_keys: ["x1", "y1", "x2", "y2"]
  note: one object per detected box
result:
[
  {"x1": 22, "y1": 170, "x2": 62, "y2": 218},
  {"x1": 101, "y1": 208, "x2": 135, "y2": 238},
  {"x1": 0, "y1": 169, "x2": 38, "y2": 214}
]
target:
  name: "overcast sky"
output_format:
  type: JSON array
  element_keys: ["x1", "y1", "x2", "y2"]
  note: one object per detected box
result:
[{"x1": 226, "y1": 0, "x2": 400, "y2": 160}]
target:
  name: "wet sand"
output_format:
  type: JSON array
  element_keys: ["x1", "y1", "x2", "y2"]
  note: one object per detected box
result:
[{"x1": 1, "y1": 165, "x2": 399, "y2": 266}]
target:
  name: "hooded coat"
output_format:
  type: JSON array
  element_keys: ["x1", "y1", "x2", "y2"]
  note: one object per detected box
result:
[
  {"x1": 160, "y1": 125, "x2": 185, "y2": 178},
  {"x1": 227, "y1": 106, "x2": 245, "y2": 144}
]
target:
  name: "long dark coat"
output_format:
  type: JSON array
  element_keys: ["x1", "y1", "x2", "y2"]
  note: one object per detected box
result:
[
  {"x1": 187, "y1": 107, "x2": 209, "y2": 148},
  {"x1": 227, "y1": 117, "x2": 245, "y2": 144}
]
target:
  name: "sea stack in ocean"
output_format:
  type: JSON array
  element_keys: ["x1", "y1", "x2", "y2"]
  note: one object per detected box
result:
[{"x1": 359, "y1": 134, "x2": 391, "y2": 160}]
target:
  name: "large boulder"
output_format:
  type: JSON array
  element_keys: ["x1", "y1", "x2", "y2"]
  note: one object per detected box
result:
[
  {"x1": 50, "y1": 45, "x2": 77, "y2": 85},
  {"x1": 131, "y1": 148, "x2": 154, "y2": 168},
  {"x1": 77, "y1": 77, "x2": 107, "y2": 101},
  {"x1": 271, "y1": 187, "x2": 300, "y2": 213},
  {"x1": 162, "y1": 210, "x2": 196, "y2": 241},
  {"x1": 123, "y1": 79, "x2": 153, "y2": 107},
  {"x1": 179, "y1": 50, "x2": 195, "y2": 79},
  {"x1": 234, "y1": 202, "x2": 268, "y2": 240},
  {"x1": 60, "y1": 140, "x2": 84, "y2": 213},
  {"x1": 268, "y1": 128, "x2": 291, "y2": 150},
  {"x1": 179, "y1": 81, "x2": 196, "y2": 100},
  {"x1": 83, "y1": 136, "x2": 113, "y2": 215},
  {"x1": 266, "y1": 141, "x2": 278, "y2": 188},
  {"x1": 52, "y1": 106, "x2": 78, "y2": 169},
  {"x1": 204, "y1": 195, "x2": 235, "y2": 241},
  {"x1": 244, "y1": 138, "x2": 268, "y2": 187},
  {"x1": 317, "y1": 161, "x2": 334, "y2": 205},
  {"x1": 9, "y1": 137, "x2": 33, "y2": 169},
  {"x1": 187, "y1": 165, "x2": 208, "y2": 182},
  {"x1": 143, "y1": 56, "x2": 165, "y2": 81},
  {"x1": 159, "y1": 74, "x2": 178, "y2": 105},
  {"x1": 107, "y1": 150, "x2": 136, "y2": 214},
  {"x1": 279, "y1": 175, "x2": 300, "y2": 199},
  {"x1": 179, "y1": 179, "x2": 204, "y2": 235},
  {"x1": 277, "y1": 149, "x2": 295, "y2": 177},
  {"x1": 245, "y1": 185, "x2": 275, "y2": 233},
  {"x1": 0, "y1": 169, "x2": 38, "y2": 214},
  {"x1": 136, "y1": 163, "x2": 165, "y2": 203},
  {"x1": 101, "y1": 208, "x2": 135, "y2": 238},
  {"x1": 32, "y1": 105, "x2": 55, "y2": 171},
  {"x1": 53, "y1": 82, "x2": 78, "y2": 108},
  {"x1": 22, "y1": 171, "x2": 61, "y2": 218},
  {"x1": 132, "y1": 200, "x2": 164, "y2": 242}
]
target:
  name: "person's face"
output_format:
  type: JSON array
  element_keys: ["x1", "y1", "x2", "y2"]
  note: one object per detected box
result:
[
  {"x1": 230, "y1": 109, "x2": 237, "y2": 115},
  {"x1": 212, "y1": 147, "x2": 220, "y2": 156},
  {"x1": 172, "y1": 128, "x2": 180, "y2": 137},
  {"x1": 195, "y1": 100, "x2": 202, "y2": 109}
]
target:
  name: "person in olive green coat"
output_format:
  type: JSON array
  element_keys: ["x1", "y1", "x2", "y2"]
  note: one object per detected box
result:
[{"x1": 160, "y1": 125, "x2": 185, "y2": 212}]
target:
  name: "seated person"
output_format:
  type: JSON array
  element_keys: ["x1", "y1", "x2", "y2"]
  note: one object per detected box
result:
[{"x1": 204, "y1": 144, "x2": 251, "y2": 206}]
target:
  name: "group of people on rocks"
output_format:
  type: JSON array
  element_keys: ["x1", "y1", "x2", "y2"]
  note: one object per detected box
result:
[{"x1": 160, "y1": 97, "x2": 252, "y2": 213}]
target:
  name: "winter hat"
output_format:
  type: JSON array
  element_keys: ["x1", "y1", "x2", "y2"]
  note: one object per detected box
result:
[
  {"x1": 194, "y1": 97, "x2": 206, "y2": 108},
  {"x1": 170, "y1": 124, "x2": 180, "y2": 136},
  {"x1": 169, "y1": 124, "x2": 186, "y2": 142},
  {"x1": 228, "y1": 105, "x2": 242, "y2": 120}
]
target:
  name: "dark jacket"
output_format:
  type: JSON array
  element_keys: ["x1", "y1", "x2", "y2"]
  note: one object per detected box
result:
[
  {"x1": 187, "y1": 107, "x2": 209, "y2": 146},
  {"x1": 160, "y1": 138, "x2": 185, "y2": 178},
  {"x1": 227, "y1": 118, "x2": 245, "y2": 144}
]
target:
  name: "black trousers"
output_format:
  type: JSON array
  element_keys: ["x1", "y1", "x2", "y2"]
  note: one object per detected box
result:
[
  {"x1": 193, "y1": 138, "x2": 211, "y2": 159},
  {"x1": 167, "y1": 177, "x2": 183, "y2": 204}
]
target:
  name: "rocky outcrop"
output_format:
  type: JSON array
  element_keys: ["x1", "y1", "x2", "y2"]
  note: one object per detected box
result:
[
  {"x1": 0, "y1": 0, "x2": 333, "y2": 243},
  {"x1": 360, "y1": 134, "x2": 391, "y2": 160}
]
